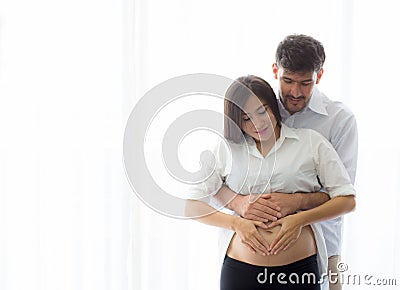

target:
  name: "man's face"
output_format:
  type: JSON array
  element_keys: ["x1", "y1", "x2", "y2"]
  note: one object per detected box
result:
[{"x1": 273, "y1": 64, "x2": 323, "y2": 115}]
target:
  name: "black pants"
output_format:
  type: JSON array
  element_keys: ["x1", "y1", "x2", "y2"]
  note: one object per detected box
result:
[{"x1": 220, "y1": 254, "x2": 320, "y2": 290}]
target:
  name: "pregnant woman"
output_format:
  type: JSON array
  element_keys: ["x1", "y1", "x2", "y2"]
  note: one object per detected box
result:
[{"x1": 185, "y1": 75, "x2": 355, "y2": 290}]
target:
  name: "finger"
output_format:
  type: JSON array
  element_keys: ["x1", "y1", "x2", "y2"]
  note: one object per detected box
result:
[
  {"x1": 243, "y1": 204, "x2": 279, "y2": 221},
  {"x1": 242, "y1": 242, "x2": 256, "y2": 254},
  {"x1": 283, "y1": 239, "x2": 295, "y2": 251},
  {"x1": 256, "y1": 205, "x2": 282, "y2": 220},
  {"x1": 244, "y1": 238, "x2": 266, "y2": 256},
  {"x1": 255, "y1": 199, "x2": 282, "y2": 215},
  {"x1": 273, "y1": 243, "x2": 286, "y2": 255},
  {"x1": 269, "y1": 229, "x2": 284, "y2": 251},
  {"x1": 278, "y1": 236, "x2": 296, "y2": 253},
  {"x1": 246, "y1": 211, "x2": 278, "y2": 222},
  {"x1": 246, "y1": 203, "x2": 281, "y2": 220},
  {"x1": 243, "y1": 213, "x2": 266, "y2": 222},
  {"x1": 251, "y1": 239, "x2": 268, "y2": 256},
  {"x1": 252, "y1": 233, "x2": 269, "y2": 255},
  {"x1": 254, "y1": 221, "x2": 269, "y2": 230},
  {"x1": 266, "y1": 220, "x2": 281, "y2": 229},
  {"x1": 271, "y1": 234, "x2": 289, "y2": 254},
  {"x1": 247, "y1": 225, "x2": 270, "y2": 254}
]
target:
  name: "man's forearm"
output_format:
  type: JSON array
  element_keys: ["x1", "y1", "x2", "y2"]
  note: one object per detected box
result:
[
  {"x1": 295, "y1": 191, "x2": 330, "y2": 211},
  {"x1": 212, "y1": 186, "x2": 330, "y2": 220},
  {"x1": 212, "y1": 185, "x2": 238, "y2": 210}
]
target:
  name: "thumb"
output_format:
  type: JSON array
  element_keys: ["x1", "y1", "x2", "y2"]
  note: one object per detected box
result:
[{"x1": 255, "y1": 221, "x2": 269, "y2": 229}]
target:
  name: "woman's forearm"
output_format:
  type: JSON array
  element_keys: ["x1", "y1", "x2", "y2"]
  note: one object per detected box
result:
[
  {"x1": 184, "y1": 199, "x2": 239, "y2": 230},
  {"x1": 296, "y1": 195, "x2": 356, "y2": 227}
]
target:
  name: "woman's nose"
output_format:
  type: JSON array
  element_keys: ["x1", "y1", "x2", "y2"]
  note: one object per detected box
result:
[{"x1": 252, "y1": 115, "x2": 267, "y2": 129}]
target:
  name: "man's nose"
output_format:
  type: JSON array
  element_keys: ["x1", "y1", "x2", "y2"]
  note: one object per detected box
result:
[{"x1": 289, "y1": 83, "x2": 302, "y2": 97}]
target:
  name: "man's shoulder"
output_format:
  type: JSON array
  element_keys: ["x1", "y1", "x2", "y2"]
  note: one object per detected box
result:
[{"x1": 316, "y1": 90, "x2": 356, "y2": 119}]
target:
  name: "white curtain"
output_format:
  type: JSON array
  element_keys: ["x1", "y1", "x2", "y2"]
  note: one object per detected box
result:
[
  {"x1": 131, "y1": 0, "x2": 400, "y2": 290},
  {"x1": 0, "y1": 0, "x2": 132, "y2": 289}
]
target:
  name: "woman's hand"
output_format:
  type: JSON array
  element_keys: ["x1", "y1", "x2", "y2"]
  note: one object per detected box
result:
[
  {"x1": 232, "y1": 217, "x2": 270, "y2": 256},
  {"x1": 266, "y1": 214, "x2": 304, "y2": 255}
]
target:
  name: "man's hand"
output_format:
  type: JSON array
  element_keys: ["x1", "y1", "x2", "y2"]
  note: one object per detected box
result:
[
  {"x1": 263, "y1": 192, "x2": 301, "y2": 217},
  {"x1": 229, "y1": 194, "x2": 282, "y2": 222},
  {"x1": 214, "y1": 185, "x2": 329, "y2": 222}
]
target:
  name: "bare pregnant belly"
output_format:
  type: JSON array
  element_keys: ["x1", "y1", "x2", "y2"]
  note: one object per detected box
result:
[{"x1": 226, "y1": 224, "x2": 317, "y2": 266}]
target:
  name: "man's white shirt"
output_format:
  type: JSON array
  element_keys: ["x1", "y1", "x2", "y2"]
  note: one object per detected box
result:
[{"x1": 277, "y1": 86, "x2": 358, "y2": 257}]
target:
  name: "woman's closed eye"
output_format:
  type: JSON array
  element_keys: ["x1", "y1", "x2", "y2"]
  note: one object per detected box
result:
[
  {"x1": 243, "y1": 106, "x2": 268, "y2": 121},
  {"x1": 257, "y1": 108, "x2": 267, "y2": 115}
]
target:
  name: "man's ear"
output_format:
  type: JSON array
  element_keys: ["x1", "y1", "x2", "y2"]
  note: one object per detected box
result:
[
  {"x1": 316, "y1": 68, "x2": 324, "y2": 84},
  {"x1": 272, "y1": 63, "x2": 279, "y2": 79}
]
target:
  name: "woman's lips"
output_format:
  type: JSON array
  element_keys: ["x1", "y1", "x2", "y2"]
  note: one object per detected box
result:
[{"x1": 256, "y1": 128, "x2": 268, "y2": 135}]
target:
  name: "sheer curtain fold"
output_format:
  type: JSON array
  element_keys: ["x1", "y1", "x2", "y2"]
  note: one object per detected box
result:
[{"x1": 0, "y1": 0, "x2": 130, "y2": 289}]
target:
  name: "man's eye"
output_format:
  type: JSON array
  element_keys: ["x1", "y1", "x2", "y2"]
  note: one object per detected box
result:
[
  {"x1": 283, "y1": 79, "x2": 292, "y2": 84},
  {"x1": 301, "y1": 82, "x2": 312, "y2": 86}
]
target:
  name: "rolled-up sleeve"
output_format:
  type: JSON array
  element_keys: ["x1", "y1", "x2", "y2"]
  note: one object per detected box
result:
[
  {"x1": 186, "y1": 140, "x2": 230, "y2": 201},
  {"x1": 312, "y1": 130, "x2": 356, "y2": 199}
]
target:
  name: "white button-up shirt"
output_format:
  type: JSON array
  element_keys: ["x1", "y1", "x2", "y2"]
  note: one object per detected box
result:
[
  {"x1": 278, "y1": 87, "x2": 358, "y2": 256},
  {"x1": 188, "y1": 124, "x2": 355, "y2": 278}
]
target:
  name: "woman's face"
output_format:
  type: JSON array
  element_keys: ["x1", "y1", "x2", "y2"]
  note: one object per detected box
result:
[{"x1": 241, "y1": 94, "x2": 278, "y2": 142}]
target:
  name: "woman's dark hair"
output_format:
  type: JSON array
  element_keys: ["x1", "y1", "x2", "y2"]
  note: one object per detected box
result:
[
  {"x1": 275, "y1": 34, "x2": 325, "y2": 73},
  {"x1": 224, "y1": 75, "x2": 281, "y2": 143}
]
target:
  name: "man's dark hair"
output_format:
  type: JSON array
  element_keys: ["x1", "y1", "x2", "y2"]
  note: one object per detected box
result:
[{"x1": 275, "y1": 34, "x2": 325, "y2": 73}]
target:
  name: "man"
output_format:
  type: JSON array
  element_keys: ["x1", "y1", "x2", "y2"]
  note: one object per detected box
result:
[{"x1": 213, "y1": 34, "x2": 357, "y2": 290}]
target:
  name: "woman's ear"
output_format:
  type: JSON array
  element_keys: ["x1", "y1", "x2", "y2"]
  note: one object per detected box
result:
[
  {"x1": 316, "y1": 68, "x2": 324, "y2": 84},
  {"x1": 272, "y1": 63, "x2": 279, "y2": 79}
]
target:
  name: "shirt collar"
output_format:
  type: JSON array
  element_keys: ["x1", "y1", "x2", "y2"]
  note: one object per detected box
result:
[
  {"x1": 276, "y1": 86, "x2": 328, "y2": 117},
  {"x1": 307, "y1": 87, "x2": 328, "y2": 116},
  {"x1": 245, "y1": 124, "x2": 299, "y2": 159}
]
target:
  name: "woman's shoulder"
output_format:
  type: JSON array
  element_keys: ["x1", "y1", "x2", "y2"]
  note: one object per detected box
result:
[
  {"x1": 210, "y1": 137, "x2": 245, "y2": 159},
  {"x1": 288, "y1": 126, "x2": 329, "y2": 143}
]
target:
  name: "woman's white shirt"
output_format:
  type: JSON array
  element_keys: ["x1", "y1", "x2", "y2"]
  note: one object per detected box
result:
[{"x1": 187, "y1": 123, "x2": 355, "y2": 279}]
